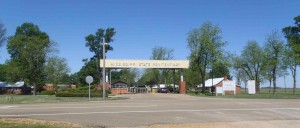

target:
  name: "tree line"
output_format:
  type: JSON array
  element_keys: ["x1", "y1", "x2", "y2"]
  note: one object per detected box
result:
[{"x1": 187, "y1": 15, "x2": 300, "y2": 94}]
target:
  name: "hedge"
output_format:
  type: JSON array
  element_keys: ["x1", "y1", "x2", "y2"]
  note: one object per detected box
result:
[
  {"x1": 40, "y1": 90, "x2": 55, "y2": 95},
  {"x1": 77, "y1": 85, "x2": 96, "y2": 90},
  {"x1": 55, "y1": 90, "x2": 110, "y2": 97}
]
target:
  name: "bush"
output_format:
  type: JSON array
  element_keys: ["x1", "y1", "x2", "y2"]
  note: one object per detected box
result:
[
  {"x1": 77, "y1": 85, "x2": 96, "y2": 90},
  {"x1": 40, "y1": 91, "x2": 55, "y2": 95},
  {"x1": 186, "y1": 90, "x2": 193, "y2": 94},
  {"x1": 106, "y1": 89, "x2": 111, "y2": 94},
  {"x1": 55, "y1": 91, "x2": 108, "y2": 97},
  {"x1": 55, "y1": 90, "x2": 111, "y2": 97},
  {"x1": 77, "y1": 86, "x2": 89, "y2": 90},
  {"x1": 67, "y1": 88, "x2": 76, "y2": 92}
]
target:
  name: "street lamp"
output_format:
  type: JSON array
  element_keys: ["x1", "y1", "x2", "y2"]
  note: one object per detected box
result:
[{"x1": 102, "y1": 38, "x2": 107, "y2": 100}]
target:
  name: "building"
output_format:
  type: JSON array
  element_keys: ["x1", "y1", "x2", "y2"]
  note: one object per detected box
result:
[
  {"x1": 204, "y1": 76, "x2": 241, "y2": 95},
  {"x1": 110, "y1": 81, "x2": 129, "y2": 95},
  {"x1": 0, "y1": 82, "x2": 31, "y2": 94}
]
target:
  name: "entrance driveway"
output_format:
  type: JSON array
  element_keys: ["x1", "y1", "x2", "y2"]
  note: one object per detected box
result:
[{"x1": 1, "y1": 93, "x2": 300, "y2": 128}]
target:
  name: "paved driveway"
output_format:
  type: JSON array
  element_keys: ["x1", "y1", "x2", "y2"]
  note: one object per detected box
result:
[{"x1": 1, "y1": 93, "x2": 300, "y2": 128}]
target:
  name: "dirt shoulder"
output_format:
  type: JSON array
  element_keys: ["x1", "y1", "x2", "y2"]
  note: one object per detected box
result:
[{"x1": 119, "y1": 120, "x2": 300, "y2": 128}]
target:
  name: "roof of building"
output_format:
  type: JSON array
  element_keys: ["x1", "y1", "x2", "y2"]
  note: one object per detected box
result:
[
  {"x1": 204, "y1": 78, "x2": 224, "y2": 87},
  {"x1": 111, "y1": 81, "x2": 129, "y2": 85},
  {"x1": 0, "y1": 82, "x2": 25, "y2": 87}
]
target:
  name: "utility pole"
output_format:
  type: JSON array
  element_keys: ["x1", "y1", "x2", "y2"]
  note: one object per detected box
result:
[{"x1": 102, "y1": 38, "x2": 106, "y2": 100}]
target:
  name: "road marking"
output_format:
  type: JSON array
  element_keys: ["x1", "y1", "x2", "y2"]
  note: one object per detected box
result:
[
  {"x1": 1, "y1": 107, "x2": 300, "y2": 117},
  {"x1": 128, "y1": 99, "x2": 199, "y2": 102},
  {"x1": 0, "y1": 106, "x2": 18, "y2": 109},
  {"x1": 0, "y1": 105, "x2": 157, "y2": 110}
]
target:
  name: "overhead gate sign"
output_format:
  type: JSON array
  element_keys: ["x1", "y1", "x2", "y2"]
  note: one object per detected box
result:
[{"x1": 100, "y1": 59, "x2": 189, "y2": 69}]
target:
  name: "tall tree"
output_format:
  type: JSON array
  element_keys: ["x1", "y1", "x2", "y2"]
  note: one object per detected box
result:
[
  {"x1": 1, "y1": 60, "x2": 23, "y2": 82},
  {"x1": 85, "y1": 28, "x2": 116, "y2": 85},
  {"x1": 119, "y1": 69, "x2": 137, "y2": 86},
  {"x1": 282, "y1": 15, "x2": 300, "y2": 94},
  {"x1": 7, "y1": 22, "x2": 52, "y2": 95},
  {"x1": 187, "y1": 21, "x2": 225, "y2": 93},
  {"x1": 0, "y1": 64, "x2": 8, "y2": 81},
  {"x1": 231, "y1": 54, "x2": 243, "y2": 85},
  {"x1": 45, "y1": 56, "x2": 70, "y2": 85},
  {"x1": 184, "y1": 65, "x2": 201, "y2": 89},
  {"x1": 0, "y1": 21, "x2": 6, "y2": 48},
  {"x1": 150, "y1": 46, "x2": 174, "y2": 87},
  {"x1": 238, "y1": 41, "x2": 265, "y2": 93},
  {"x1": 77, "y1": 59, "x2": 99, "y2": 86},
  {"x1": 208, "y1": 62, "x2": 231, "y2": 79},
  {"x1": 263, "y1": 30, "x2": 286, "y2": 94}
]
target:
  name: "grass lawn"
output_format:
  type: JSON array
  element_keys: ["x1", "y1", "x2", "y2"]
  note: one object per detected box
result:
[
  {"x1": 0, "y1": 118, "x2": 88, "y2": 128},
  {"x1": 217, "y1": 93, "x2": 300, "y2": 99},
  {"x1": 0, "y1": 95, "x2": 126, "y2": 104},
  {"x1": 188, "y1": 88, "x2": 300, "y2": 99}
]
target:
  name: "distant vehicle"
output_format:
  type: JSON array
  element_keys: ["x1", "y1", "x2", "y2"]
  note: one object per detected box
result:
[{"x1": 158, "y1": 88, "x2": 168, "y2": 93}]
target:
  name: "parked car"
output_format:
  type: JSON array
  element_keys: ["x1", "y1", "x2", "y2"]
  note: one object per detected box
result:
[{"x1": 158, "y1": 88, "x2": 169, "y2": 93}]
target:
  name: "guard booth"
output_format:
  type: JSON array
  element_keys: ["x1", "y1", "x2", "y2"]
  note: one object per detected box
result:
[{"x1": 100, "y1": 59, "x2": 189, "y2": 94}]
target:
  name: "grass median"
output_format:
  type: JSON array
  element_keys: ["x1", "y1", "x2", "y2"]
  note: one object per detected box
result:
[
  {"x1": 0, "y1": 94, "x2": 126, "y2": 104},
  {"x1": 188, "y1": 88, "x2": 300, "y2": 99},
  {"x1": 0, "y1": 118, "x2": 89, "y2": 128}
]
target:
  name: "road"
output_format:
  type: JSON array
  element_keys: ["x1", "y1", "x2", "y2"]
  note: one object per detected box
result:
[{"x1": 1, "y1": 93, "x2": 300, "y2": 128}]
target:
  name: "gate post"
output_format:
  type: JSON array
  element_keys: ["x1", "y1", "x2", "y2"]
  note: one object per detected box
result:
[
  {"x1": 179, "y1": 70, "x2": 186, "y2": 94},
  {"x1": 180, "y1": 81, "x2": 186, "y2": 94}
]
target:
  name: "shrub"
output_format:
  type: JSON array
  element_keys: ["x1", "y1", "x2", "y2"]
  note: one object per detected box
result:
[
  {"x1": 77, "y1": 85, "x2": 96, "y2": 90},
  {"x1": 106, "y1": 89, "x2": 111, "y2": 94},
  {"x1": 55, "y1": 91, "x2": 108, "y2": 97},
  {"x1": 40, "y1": 91, "x2": 55, "y2": 95},
  {"x1": 67, "y1": 88, "x2": 76, "y2": 92},
  {"x1": 55, "y1": 85, "x2": 110, "y2": 97},
  {"x1": 186, "y1": 90, "x2": 193, "y2": 94}
]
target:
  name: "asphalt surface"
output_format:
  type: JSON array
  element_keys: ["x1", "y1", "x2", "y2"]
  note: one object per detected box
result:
[{"x1": 1, "y1": 93, "x2": 300, "y2": 128}]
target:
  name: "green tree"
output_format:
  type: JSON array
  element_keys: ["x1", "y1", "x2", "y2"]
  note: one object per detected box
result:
[
  {"x1": 282, "y1": 15, "x2": 300, "y2": 94},
  {"x1": 76, "y1": 59, "x2": 99, "y2": 86},
  {"x1": 119, "y1": 69, "x2": 137, "y2": 86},
  {"x1": 7, "y1": 22, "x2": 52, "y2": 95},
  {"x1": 284, "y1": 46, "x2": 297, "y2": 94},
  {"x1": 85, "y1": 28, "x2": 116, "y2": 84},
  {"x1": 150, "y1": 46, "x2": 174, "y2": 87},
  {"x1": 45, "y1": 56, "x2": 70, "y2": 85},
  {"x1": 111, "y1": 70, "x2": 121, "y2": 83},
  {"x1": 0, "y1": 64, "x2": 7, "y2": 81},
  {"x1": 106, "y1": 69, "x2": 138, "y2": 86},
  {"x1": 1, "y1": 60, "x2": 23, "y2": 82},
  {"x1": 184, "y1": 66, "x2": 201, "y2": 89},
  {"x1": 69, "y1": 72, "x2": 80, "y2": 86},
  {"x1": 187, "y1": 21, "x2": 225, "y2": 93},
  {"x1": 238, "y1": 41, "x2": 265, "y2": 93},
  {"x1": 263, "y1": 30, "x2": 286, "y2": 94},
  {"x1": 231, "y1": 53, "x2": 250, "y2": 90},
  {"x1": 208, "y1": 62, "x2": 231, "y2": 79},
  {"x1": 0, "y1": 21, "x2": 6, "y2": 48}
]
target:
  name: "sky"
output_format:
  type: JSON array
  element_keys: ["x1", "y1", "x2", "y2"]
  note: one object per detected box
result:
[{"x1": 0, "y1": 0, "x2": 299, "y2": 87}]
